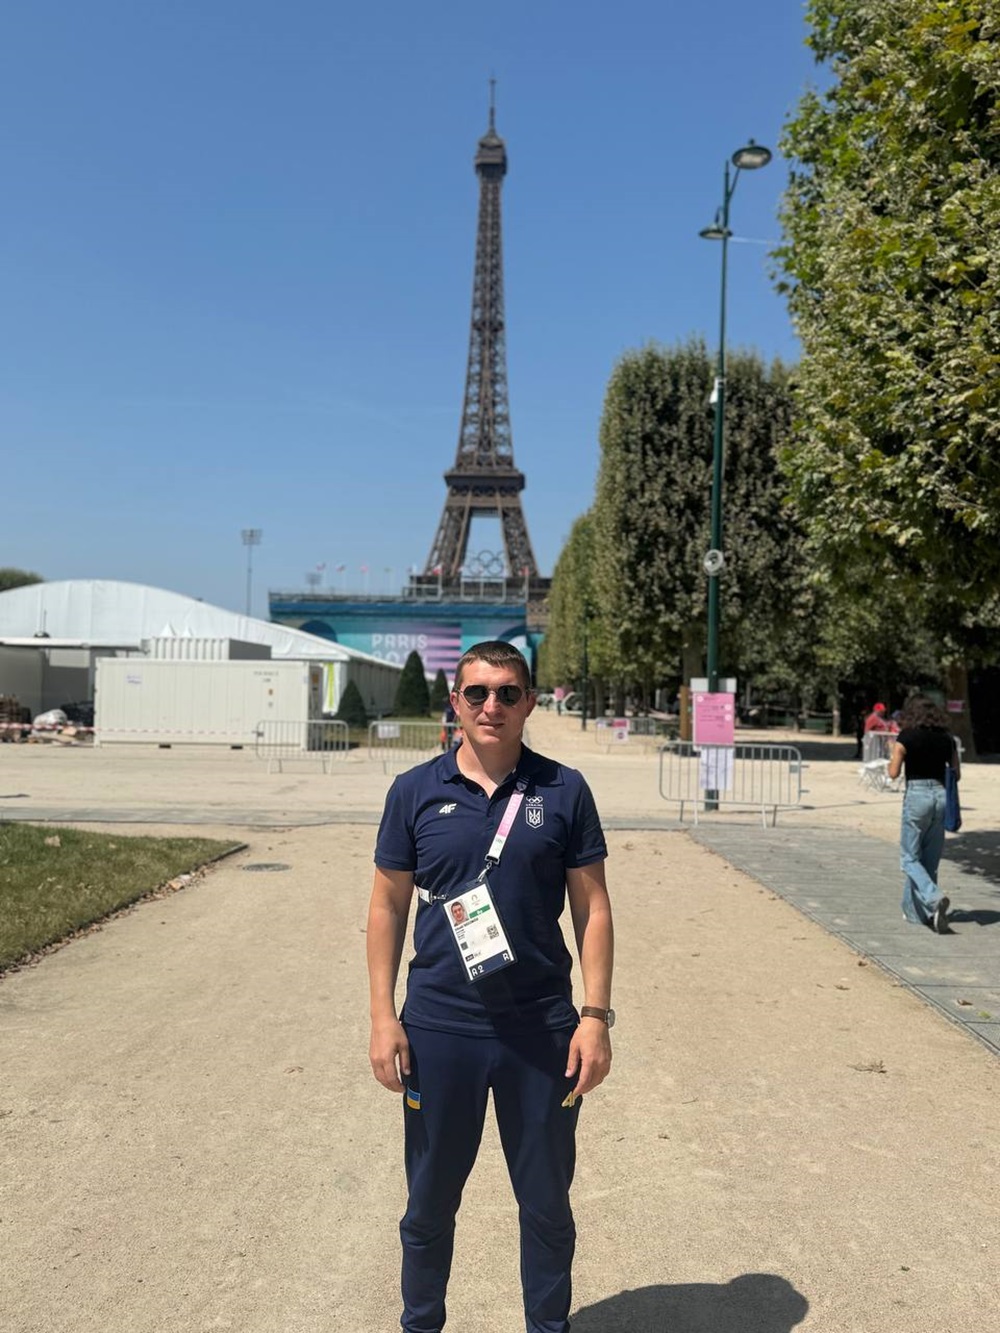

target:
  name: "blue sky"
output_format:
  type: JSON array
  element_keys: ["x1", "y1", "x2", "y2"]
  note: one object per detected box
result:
[{"x1": 1, "y1": 1, "x2": 822, "y2": 616}]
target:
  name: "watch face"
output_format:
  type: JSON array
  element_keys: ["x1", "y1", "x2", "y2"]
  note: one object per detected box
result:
[{"x1": 606, "y1": 1008, "x2": 616, "y2": 1029}]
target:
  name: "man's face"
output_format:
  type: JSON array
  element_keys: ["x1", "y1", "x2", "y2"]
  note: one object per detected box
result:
[
  {"x1": 451, "y1": 659, "x2": 535, "y2": 751},
  {"x1": 450, "y1": 902, "x2": 467, "y2": 924}
]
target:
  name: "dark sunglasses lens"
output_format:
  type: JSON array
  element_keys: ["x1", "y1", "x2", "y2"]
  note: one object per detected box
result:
[{"x1": 460, "y1": 684, "x2": 524, "y2": 706}]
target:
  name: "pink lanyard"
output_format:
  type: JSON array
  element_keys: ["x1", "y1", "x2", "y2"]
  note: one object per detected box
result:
[{"x1": 484, "y1": 777, "x2": 528, "y2": 866}]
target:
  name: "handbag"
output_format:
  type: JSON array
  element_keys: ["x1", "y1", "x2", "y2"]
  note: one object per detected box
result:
[{"x1": 944, "y1": 765, "x2": 962, "y2": 834}]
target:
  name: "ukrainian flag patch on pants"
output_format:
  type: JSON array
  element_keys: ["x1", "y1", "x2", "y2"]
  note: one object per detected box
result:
[{"x1": 406, "y1": 1088, "x2": 422, "y2": 1110}]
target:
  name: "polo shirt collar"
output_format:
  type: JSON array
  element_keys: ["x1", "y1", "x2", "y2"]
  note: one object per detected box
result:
[{"x1": 441, "y1": 743, "x2": 563, "y2": 789}]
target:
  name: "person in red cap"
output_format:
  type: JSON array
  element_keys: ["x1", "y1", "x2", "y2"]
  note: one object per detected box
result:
[{"x1": 864, "y1": 702, "x2": 889, "y2": 734}]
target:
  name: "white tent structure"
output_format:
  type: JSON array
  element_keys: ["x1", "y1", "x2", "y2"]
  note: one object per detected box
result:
[{"x1": 0, "y1": 579, "x2": 401, "y2": 717}]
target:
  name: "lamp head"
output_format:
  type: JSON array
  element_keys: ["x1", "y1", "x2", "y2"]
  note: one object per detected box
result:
[
  {"x1": 732, "y1": 140, "x2": 772, "y2": 171},
  {"x1": 700, "y1": 206, "x2": 730, "y2": 241}
]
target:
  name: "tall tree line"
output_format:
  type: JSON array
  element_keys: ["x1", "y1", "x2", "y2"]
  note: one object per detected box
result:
[
  {"x1": 545, "y1": 2, "x2": 1000, "y2": 746},
  {"x1": 777, "y1": 0, "x2": 1000, "y2": 743},
  {"x1": 544, "y1": 343, "x2": 809, "y2": 708}
]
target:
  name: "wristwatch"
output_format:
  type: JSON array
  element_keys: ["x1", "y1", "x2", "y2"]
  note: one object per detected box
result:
[{"x1": 580, "y1": 1005, "x2": 616, "y2": 1028}]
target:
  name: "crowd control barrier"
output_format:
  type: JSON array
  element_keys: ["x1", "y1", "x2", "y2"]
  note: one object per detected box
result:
[
  {"x1": 659, "y1": 740, "x2": 805, "y2": 827},
  {"x1": 595, "y1": 717, "x2": 674, "y2": 751},
  {"x1": 862, "y1": 731, "x2": 894, "y2": 763},
  {"x1": 254, "y1": 719, "x2": 350, "y2": 773},
  {"x1": 857, "y1": 732, "x2": 962, "y2": 794},
  {"x1": 367, "y1": 720, "x2": 443, "y2": 773}
]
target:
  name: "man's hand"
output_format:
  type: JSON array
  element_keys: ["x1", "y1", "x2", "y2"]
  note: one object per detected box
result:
[
  {"x1": 369, "y1": 1017, "x2": 411, "y2": 1093},
  {"x1": 566, "y1": 1017, "x2": 612, "y2": 1097}
]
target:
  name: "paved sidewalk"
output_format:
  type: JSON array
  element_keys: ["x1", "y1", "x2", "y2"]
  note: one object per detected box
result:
[{"x1": 692, "y1": 825, "x2": 1000, "y2": 1058}]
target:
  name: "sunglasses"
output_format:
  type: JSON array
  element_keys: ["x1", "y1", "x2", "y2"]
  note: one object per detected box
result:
[{"x1": 457, "y1": 684, "x2": 529, "y2": 707}]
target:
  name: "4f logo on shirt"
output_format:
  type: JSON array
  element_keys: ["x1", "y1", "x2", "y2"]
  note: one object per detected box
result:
[
  {"x1": 525, "y1": 796, "x2": 544, "y2": 829},
  {"x1": 438, "y1": 803, "x2": 458, "y2": 815}
]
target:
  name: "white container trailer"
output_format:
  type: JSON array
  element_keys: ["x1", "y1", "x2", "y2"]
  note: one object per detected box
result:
[
  {"x1": 95, "y1": 658, "x2": 324, "y2": 746},
  {"x1": 143, "y1": 636, "x2": 272, "y2": 661}
]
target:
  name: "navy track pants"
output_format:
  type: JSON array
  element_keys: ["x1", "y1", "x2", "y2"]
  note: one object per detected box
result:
[{"x1": 400, "y1": 1023, "x2": 581, "y2": 1333}]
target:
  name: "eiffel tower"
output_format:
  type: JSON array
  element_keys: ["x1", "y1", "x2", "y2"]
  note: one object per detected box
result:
[{"x1": 422, "y1": 93, "x2": 540, "y2": 588}]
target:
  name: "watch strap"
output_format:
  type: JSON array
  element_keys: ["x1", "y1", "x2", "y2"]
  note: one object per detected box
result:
[{"x1": 580, "y1": 1005, "x2": 612, "y2": 1024}]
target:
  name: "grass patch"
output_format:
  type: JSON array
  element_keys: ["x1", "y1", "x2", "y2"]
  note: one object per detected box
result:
[{"x1": 0, "y1": 824, "x2": 242, "y2": 973}]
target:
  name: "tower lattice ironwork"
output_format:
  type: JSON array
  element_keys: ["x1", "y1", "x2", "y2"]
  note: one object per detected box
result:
[{"x1": 423, "y1": 99, "x2": 538, "y2": 583}]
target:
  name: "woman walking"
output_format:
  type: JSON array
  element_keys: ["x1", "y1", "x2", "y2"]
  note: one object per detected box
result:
[{"x1": 887, "y1": 695, "x2": 960, "y2": 933}]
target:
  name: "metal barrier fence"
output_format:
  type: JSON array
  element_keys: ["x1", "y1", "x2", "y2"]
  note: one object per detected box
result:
[
  {"x1": 658, "y1": 740, "x2": 805, "y2": 826},
  {"x1": 254, "y1": 719, "x2": 350, "y2": 773},
  {"x1": 862, "y1": 731, "x2": 894, "y2": 763},
  {"x1": 595, "y1": 717, "x2": 675, "y2": 751},
  {"x1": 367, "y1": 720, "x2": 444, "y2": 773},
  {"x1": 857, "y1": 732, "x2": 964, "y2": 794}
]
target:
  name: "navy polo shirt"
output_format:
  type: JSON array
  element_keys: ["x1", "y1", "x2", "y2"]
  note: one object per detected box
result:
[{"x1": 374, "y1": 744, "x2": 607, "y2": 1036}]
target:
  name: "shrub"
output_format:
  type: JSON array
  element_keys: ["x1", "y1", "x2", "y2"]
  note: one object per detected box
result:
[
  {"x1": 393, "y1": 650, "x2": 431, "y2": 717},
  {"x1": 334, "y1": 679, "x2": 369, "y2": 728},
  {"x1": 429, "y1": 668, "x2": 451, "y2": 712}
]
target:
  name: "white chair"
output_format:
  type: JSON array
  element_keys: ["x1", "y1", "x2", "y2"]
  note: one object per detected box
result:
[{"x1": 858, "y1": 757, "x2": 902, "y2": 793}]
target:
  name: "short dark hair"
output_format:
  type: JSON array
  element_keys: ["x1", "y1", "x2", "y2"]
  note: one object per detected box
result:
[
  {"x1": 900, "y1": 694, "x2": 952, "y2": 732},
  {"x1": 453, "y1": 641, "x2": 531, "y2": 692}
]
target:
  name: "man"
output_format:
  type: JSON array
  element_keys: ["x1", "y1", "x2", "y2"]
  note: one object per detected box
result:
[{"x1": 367, "y1": 640, "x2": 614, "y2": 1333}]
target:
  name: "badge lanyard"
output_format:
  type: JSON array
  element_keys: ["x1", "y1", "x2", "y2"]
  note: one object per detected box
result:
[
  {"x1": 484, "y1": 777, "x2": 527, "y2": 866},
  {"x1": 417, "y1": 777, "x2": 527, "y2": 983}
]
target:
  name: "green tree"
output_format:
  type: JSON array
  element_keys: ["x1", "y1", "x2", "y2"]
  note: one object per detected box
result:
[
  {"x1": 815, "y1": 569, "x2": 940, "y2": 702},
  {"x1": 541, "y1": 511, "x2": 613, "y2": 712},
  {"x1": 0, "y1": 568, "x2": 43, "y2": 592},
  {"x1": 589, "y1": 342, "x2": 802, "y2": 698},
  {"x1": 542, "y1": 512, "x2": 596, "y2": 687},
  {"x1": 429, "y1": 668, "x2": 450, "y2": 713},
  {"x1": 333, "y1": 679, "x2": 369, "y2": 729},
  {"x1": 777, "y1": 0, "x2": 1000, "y2": 608},
  {"x1": 758, "y1": 558, "x2": 940, "y2": 719},
  {"x1": 777, "y1": 0, "x2": 1000, "y2": 745},
  {"x1": 393, "y1": 650, "x2": 431, "y2": 717}
]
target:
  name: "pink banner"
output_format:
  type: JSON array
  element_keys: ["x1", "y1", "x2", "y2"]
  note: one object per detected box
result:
[{"x1": 693, "y1": 692, "x2": 735, "y2": 745}]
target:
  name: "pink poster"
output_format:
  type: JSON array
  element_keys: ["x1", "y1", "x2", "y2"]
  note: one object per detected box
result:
[{"x1": 693, "y1": 692, "x2": 736, "y2": 746}]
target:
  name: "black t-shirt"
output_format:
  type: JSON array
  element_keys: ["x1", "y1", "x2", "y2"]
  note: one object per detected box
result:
[{"x1": 897, "y1": 727, "x2": 954, "y2": 783}]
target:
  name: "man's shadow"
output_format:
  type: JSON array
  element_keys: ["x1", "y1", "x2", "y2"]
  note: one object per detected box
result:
[{"x1": 572, "y1": 1274, "x2": 808, "y2": 1333}]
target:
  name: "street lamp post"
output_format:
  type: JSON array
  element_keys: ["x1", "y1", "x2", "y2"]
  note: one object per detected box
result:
[
  {"x1": 699, "y1": 140, "x2": 771, "y2": 696},
  {"x1": 241, "y1": 528, "x2": 263, "y2": 617}
]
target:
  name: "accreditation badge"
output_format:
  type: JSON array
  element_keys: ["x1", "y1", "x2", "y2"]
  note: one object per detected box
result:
[{"x1": 443, "y1": 874, "x2": 517, "y2": 983}]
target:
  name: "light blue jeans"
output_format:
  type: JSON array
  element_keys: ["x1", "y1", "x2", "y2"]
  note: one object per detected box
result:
[{"x1": 900, "y1": 779, "x2": 946, "y2": 925}]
